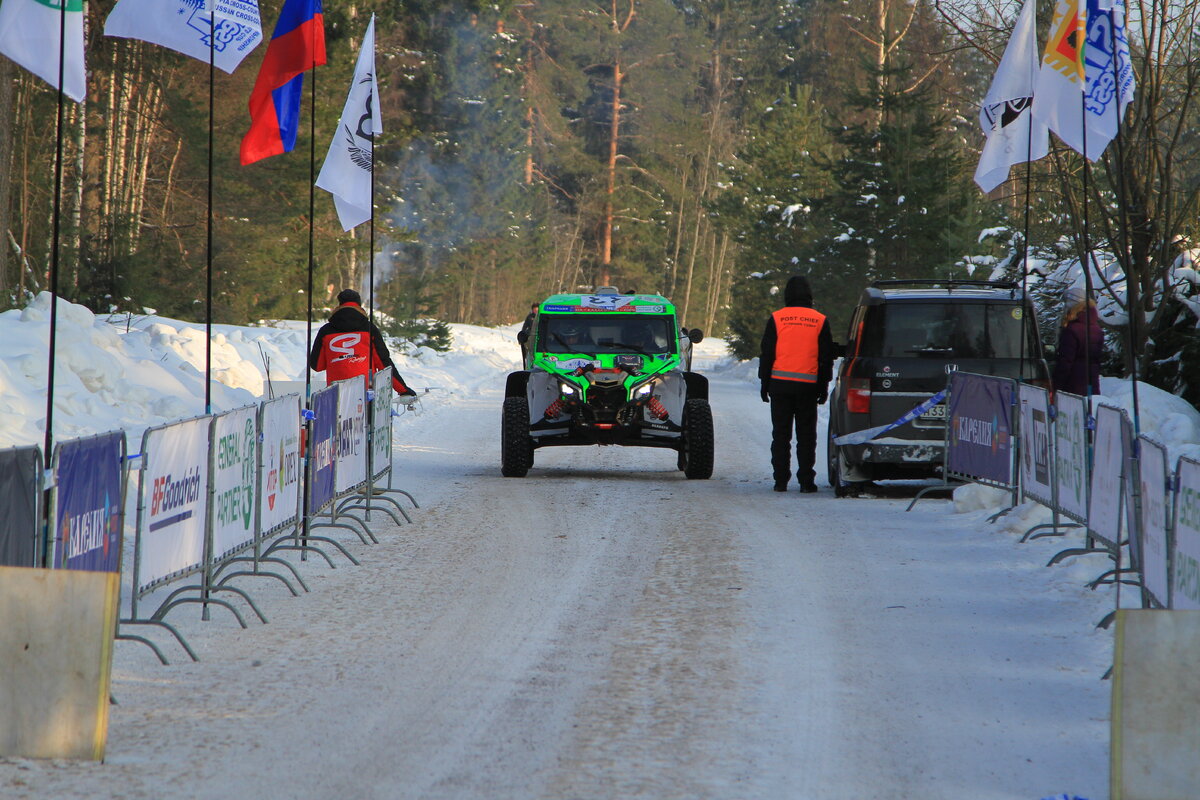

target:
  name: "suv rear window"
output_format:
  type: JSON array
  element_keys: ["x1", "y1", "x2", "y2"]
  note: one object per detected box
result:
[{"x1": 866, "y1": 302, "x2": 1032, "y2": 359}]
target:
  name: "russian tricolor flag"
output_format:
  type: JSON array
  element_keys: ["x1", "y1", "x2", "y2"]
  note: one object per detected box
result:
[{"x1": 240, "y1": 0, "x2": 326, "y2": 165}]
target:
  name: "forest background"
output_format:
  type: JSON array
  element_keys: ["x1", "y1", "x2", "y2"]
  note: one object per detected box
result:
[{"x1": 1, "y1": 0, "x2": 1198, "y2": 398}]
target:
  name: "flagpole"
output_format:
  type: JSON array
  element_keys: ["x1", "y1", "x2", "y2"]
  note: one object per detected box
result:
[
  {"x1": 1020, "y1": 108, "x2": 1034, "y2": 384},
  {"x1": 42, "y1": 0, "x2": 70, "y2": 566},
  {"x1": 301, "y1": 19, "x2": 319, "y2": 555},
  {"x1": 205, "y1": 8, "x2": 215, "y2": 416},
  {"x1": 1106, "y1": 0, "x2": 1140, "y2": 437}
]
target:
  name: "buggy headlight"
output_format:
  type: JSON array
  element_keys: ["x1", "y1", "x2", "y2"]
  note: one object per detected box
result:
[
  {"x1": 560, "y1": 382, "x2": 578, "y2": 396},
  {"x1": 633, "y1": 381, "x2": 655, "y2": 398}
]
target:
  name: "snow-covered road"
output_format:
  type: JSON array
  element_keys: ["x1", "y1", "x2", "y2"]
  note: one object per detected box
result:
[{"x1": 2, "y1": 365, "x2": 1112, "y2": 800}]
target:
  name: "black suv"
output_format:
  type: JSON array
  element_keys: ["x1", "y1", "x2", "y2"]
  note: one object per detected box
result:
[{"x1": 827, "y1": 280, "x2": 1049, "y2": 496}]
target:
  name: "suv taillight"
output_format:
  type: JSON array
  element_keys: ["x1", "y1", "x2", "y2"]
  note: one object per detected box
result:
[{"x1": 847, "y1": 378, "x2": 871, "y2": 414}]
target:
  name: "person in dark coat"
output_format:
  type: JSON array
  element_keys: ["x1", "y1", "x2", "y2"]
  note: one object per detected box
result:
[
  {"x1": 759, "y1": 275, "x2": 834, "y2": 492},
  {"x1": 1052, "y1": 285, "x2": 1103, "y2": 397},
  {"x1": 309, "y1": 289, "x2": 417, "y2": 397}
]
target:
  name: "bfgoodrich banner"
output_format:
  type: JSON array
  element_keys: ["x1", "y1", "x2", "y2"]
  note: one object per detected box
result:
[
  {"x1": 138, "y1": 417, "x2": 210, "y2": 591},
  {"x1": 54, "y1": 433, "x2": 125, "y2": 572},
  {"x1": 946, "y1": 372, "x2": 1014, "y2": 485}
]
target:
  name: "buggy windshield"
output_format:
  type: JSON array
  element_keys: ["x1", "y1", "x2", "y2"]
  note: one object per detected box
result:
[{"x1": 539, "y1": 314, "x2": 676, "y2": 355}]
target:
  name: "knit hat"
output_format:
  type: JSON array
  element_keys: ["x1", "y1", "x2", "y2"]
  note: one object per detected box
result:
[
  {"x1": 337, "y1": 289, "x2": 362, "y2": 306},
  {"x1": 1064, "y1": 285, "x2": 1087, "y2": 306}
]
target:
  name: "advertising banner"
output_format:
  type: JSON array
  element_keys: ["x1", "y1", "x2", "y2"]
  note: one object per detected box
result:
[
  {"x1": 0, "y1": 447, "x2": 41, "y2": 568},
  {"x1": 1018, "y1": 384, "x2": 1053, "y2": 506},
  {"x1": 53, "y1": 433, "x2": 125, "y2": 572},
  {"x1": 945, "y1": 372, "x2": 1014, "y2": 486},
  {"x1": 1089, "y1": 404, "x2": 1131, "y2": 548},
  {"x1": 1137, "y1": 435, "x2": 1170, "y2": 606},
  {"x1": 211, "y1": 406, "x2": 258, "y2": 560},
  {"x1": 308, "y1": 386, "x2": 337, "y2": 513},
  {"x1": 137, "y1": 417, "x2": 210, "y2": 592},
  {"x1": 260, "y1": 394, "x2": 301, "y2": 534},
  {"x1": 335, "y1": 378, "x2": 368, "y2": 493},
  {"x1": 1053, "y1": 391, "x2": 1089, "y2": 522},
  {"x1": 1172, "y1": 458, "x2": 1200, "y2": 609},
  {"x1": 371, "y1": 367, "x2": 393, "y2": 480}
]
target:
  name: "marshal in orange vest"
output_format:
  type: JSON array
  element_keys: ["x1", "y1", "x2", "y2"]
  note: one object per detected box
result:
[{"x1": 769, "y1": 307, "x2": 826, "y2": 384}]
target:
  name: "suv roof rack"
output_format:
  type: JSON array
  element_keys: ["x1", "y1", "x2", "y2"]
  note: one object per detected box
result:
[{"x1": 870, "y1": 279, "x2": 1017, "y2": 291}]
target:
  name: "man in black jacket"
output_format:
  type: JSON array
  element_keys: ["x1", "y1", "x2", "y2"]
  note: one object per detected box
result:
[
  {"x1": 759, "y1": 275, "x2": 834, "y2": 492},
  {"x1": 309, "y1": 289, "x2": 417, "y2": 398}
]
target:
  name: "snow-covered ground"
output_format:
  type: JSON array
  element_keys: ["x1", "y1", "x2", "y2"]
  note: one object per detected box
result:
[{"x1": 2, "y1": 293, "x2": 1198, "y2": 799}]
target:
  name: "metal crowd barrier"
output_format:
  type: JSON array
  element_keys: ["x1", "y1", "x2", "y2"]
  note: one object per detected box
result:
[
  {"x1": 2, "y1": 370, "x2": 416, "y2": 665},
  {"x1": 942, "y1": 375, "x2": 1200, "y2": 624},
  {"x1": 908, "y1": 371, "x2": 1020, "y2": 512}
]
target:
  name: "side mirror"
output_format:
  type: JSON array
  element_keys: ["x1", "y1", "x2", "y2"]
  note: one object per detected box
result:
[
  {"x1": 516, "y1": 330, "x2": 529, "y2": 344},
  {"x1": 687, "y1": 328, "x2": 704, "y2": 344}
]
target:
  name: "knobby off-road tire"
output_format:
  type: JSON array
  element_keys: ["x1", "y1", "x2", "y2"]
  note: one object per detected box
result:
[
  {"x1": 501, "y1": 397, "x2": 535, "y2": 477},
  {"x1": 680, "y1": 398, "x2": 714, "y2": 480}
]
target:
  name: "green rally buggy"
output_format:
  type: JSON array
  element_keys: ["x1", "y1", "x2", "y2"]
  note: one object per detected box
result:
[{"x1": 502, "y1": 288, "x2": 713, "y2": 478}]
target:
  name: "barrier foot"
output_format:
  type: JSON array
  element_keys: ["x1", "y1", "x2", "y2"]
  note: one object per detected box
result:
[
  {"x1": 296, "y1": 534, "x2": 361, "y2": 566},
  {"x1": 1020, "y1": 522, "x2": 1081, "y2": 543},
  {"x1": 308, "y1": 522, "x2": 371, "y2": 552},
  {"x1": 371, "y1": 486, "x2": 420, "y2": 510},
  {"x1": 264, "y1": 541, "x2": 337, "y2": 569},
  {"x1": 1086, "y1": 566, "x2": 1137, "y2": 589},
  {"x1": 370, "y1": 492, "x2": 415, "y2": 523},
  {"x1": 258, "y1": 556, "x2": 310, "y2": 592},
  {"x1": 904, "y1": 481, "x2": 961, "y2": 512},
  {"x1": 210, "y1": 584, "x2": 268, "y2": 624},
  {"x1": 153, "y1": 596, "x2": 248, "y2": 629},
  {"x1": 986, "y1": 506, "x2": 1014, "y2": 524},
  {"x1": 333, "y1": 512, "x2": 381, "y2": 544},
  {"x1": 114, "y1": 631, "x2": 170, "y2": 665},
  {"x1": 1047, "y1": 546, "x2": 1107, "y2": 567},
  {"x1": 119, "y1": 618, "x2": 199, "y2": 662},
  {"x1": 340, "y1": 502, "x2": 404, "y2": 529},
  {"x1": 218, "y1": 568, "x2": 300, "y2": 597}
]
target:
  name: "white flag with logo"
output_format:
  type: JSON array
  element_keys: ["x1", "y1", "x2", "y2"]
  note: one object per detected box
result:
[
  {"x1": 0, "y1": 0, "x2": 87, "y2": 102},
  {"x1": 104, "y1": 0, "x2": 263, "y2": 75},
  {"x1": 975, "y1": 0, "x2": 1049, "y2": 193},
  {"x1": 316, "y1": 15, "x2": 379, "y2": 231},
  {"x1": 1080, "y1": 0, "x2": 1135, "y2": 160},
  {"x1": 1032, "y1": 0, "x2": 1135, "y2": 161}
]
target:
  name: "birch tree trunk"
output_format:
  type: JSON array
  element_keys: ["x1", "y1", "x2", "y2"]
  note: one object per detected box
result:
[{"x1": 0, "y1": 58, "x2": 14, "y2": 297}]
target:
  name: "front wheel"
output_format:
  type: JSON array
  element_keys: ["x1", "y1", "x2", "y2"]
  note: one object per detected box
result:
[
  {"x1": 680, "y1": 399, "x2": 714, "y2": 479},
  {"x1": 501, "y1": 397, "x2": 534, "y2": 477}
]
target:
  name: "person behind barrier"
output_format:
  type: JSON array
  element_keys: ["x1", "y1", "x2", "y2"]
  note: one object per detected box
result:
[
  {"x1": 759, "y1": 275, "x2": 834, "y2": 493},
  {"x1": 309, "y1": 289, "x2": 417, "y2": 398},
  {"x1": 1052, "y1": 285, "x2": 1103, "y2": 397}
]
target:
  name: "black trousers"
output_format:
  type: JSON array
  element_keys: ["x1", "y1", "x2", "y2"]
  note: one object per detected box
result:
[{"x1": 769, "y1": 385, "x2": 819, "y2": 486}]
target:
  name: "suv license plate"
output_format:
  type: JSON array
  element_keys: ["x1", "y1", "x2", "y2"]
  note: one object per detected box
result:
[{"x1": 919, "y1": 403, "x2": 947, "y2": 421}]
